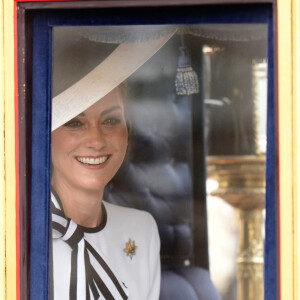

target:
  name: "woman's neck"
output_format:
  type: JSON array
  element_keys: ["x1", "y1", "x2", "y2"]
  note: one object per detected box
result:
[{"x1": 52, "y1": 179, "x2": 104, "y2": 228}]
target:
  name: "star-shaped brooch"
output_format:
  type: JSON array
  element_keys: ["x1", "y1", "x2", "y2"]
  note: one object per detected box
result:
[{"x1": 124, "y1": 239, "x2": 137, "y2": 260}]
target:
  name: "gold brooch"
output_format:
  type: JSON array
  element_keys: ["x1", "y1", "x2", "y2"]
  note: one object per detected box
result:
[{"x1": 124, "y1": 239, "x2": 137, "y2": 259}]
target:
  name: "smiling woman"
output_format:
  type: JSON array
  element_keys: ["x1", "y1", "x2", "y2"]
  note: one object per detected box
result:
[
  {"x1": 49, "y1": 26, "x2": 176, "y2": 300},
  {"x1": 51, "y1": 89, "x2": 128, "y2": 224}
]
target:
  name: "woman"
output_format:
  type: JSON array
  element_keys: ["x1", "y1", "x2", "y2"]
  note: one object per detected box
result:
[{"x1": 50, "y1": 26, "x2": 176, "y2": 300}]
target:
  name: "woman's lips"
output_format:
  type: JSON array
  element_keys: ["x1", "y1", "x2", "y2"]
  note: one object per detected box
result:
[{"x1": 76, "y1": 155, "x2": 110, "y2": 165}]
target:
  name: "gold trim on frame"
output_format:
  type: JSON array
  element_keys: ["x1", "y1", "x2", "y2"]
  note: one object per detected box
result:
[
  {"x1": 0, "y1": 1, "x2": 300, "y2": 299},
  {"x1": 0, "y1": 0, "x2": 5, "y2": 298},
  {"x1": 291, "y1": 0, "x2": 300, "y2": 297},
  {"x1": 1, "y1": 0, "x2": 17, "y2": 299},
  {"x1": 277, "y1": 0, "x2": 300, "y2": 299}
]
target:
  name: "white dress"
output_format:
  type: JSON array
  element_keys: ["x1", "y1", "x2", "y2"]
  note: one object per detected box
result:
[{"x1": 52, "y1": 193, "x2": 161, "y2": 300}]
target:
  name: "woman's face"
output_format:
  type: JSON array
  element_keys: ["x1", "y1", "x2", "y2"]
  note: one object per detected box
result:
[{"x1": 51, "y1": 88, "x2": 128, "y2": 193}]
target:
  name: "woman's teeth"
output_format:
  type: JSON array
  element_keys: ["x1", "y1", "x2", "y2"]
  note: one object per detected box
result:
[{"x1": 76, "y1": 156, "x2": 109, "y2": 165}]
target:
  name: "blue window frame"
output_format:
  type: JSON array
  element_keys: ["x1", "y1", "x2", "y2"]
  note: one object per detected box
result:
[{"x1": 28, "y1": 4, "x2": 276, "y2": 299}]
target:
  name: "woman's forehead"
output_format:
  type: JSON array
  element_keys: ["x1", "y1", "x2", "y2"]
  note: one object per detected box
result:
[{"x1": 81, "y1": 89, "x2": 124, "y2": 115}]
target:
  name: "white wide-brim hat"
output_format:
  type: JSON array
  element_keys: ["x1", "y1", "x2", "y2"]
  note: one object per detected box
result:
[{"x1": 51, "y1": 25, "x2": 177, "y2": 131}]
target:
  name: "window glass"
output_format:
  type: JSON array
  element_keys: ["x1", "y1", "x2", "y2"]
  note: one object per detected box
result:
[{"x1": 50, "y1": 24, "x2": 267, "y2": 300}]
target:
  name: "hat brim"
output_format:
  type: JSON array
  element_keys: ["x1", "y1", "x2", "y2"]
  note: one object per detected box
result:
[{"x1": 51, "y1": 29, "x2": 176, "y2": 131}]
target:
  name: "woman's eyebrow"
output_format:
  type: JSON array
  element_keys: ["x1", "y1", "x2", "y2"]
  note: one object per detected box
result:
[
  {"x1": 101, "y1": 105, "x2": 121, "y2": 116},
  {"x1": 77, "y1": 105, "x2": 121, "y2": 118}
]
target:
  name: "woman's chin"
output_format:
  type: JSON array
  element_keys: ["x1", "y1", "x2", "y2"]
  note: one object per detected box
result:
[{"x1": 76, "y1": 180, "x2": 107, "y2": 193}]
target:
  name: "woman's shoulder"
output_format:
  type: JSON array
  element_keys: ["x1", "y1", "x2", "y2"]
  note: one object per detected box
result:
[{"x1": 103, "y1": 201, "x2": 157, "y2": 230}]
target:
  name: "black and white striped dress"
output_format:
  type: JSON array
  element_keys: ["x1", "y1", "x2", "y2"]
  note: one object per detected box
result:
[{"x1": 51, "y1": 192, "x2": 161, "y2": 300}]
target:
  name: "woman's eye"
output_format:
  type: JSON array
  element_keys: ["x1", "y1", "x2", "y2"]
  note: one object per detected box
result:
[
  {"x1": 63, "y1": 118, "x2": 82, "y2": 128},
  {"x1": 103, "y1": 117, "x2": 121, "y2": 126}
]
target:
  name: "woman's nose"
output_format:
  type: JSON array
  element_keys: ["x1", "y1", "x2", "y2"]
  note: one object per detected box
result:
[{"x1": 84, "y1": 125, "x2": 106, "y2": 149}]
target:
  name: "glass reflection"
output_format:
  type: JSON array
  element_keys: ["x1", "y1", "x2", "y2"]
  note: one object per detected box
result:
[
  {"x1": 52, "y1": 24, "x2": 268, "y2": 300},
  {"x1": 204, "y1": 26, "x2": 267, "y2": 300}
]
